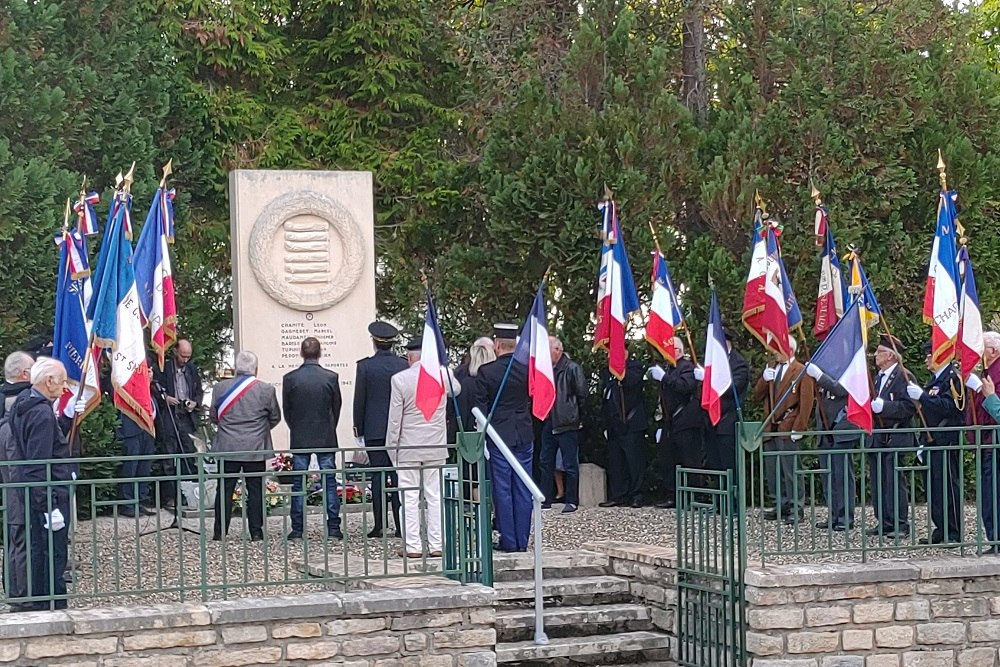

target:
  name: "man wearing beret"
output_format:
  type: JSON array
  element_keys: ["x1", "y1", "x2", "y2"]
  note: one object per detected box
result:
[
  {"x1": 867, "y1": 334, "x2": 915, "y2": 538},
  {"x1": 473, "y1": 322, "x2": 534, "y2": 552},
  {"x1": 354, "y1": 321, "x2": 407, "y2": 539},
  {"x1": 907, "y1": 342, "x2": 964, "y2": 545}
]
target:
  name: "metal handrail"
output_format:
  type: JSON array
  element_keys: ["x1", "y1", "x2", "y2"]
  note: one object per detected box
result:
[{"x1": 471, "y1": 407, "x2": 549, "y2": 645}]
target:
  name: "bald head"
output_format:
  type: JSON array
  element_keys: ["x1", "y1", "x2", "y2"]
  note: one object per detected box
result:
[
  {"x1": 174, "y1": 340, "x2": 193, "y2": 367},
  {"x1": 549, "y1": 336, "x2": 563, "y2": 363}
]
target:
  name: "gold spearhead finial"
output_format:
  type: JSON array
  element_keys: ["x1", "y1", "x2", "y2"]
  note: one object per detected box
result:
[
  {"x1": 62, "y1": 198, "x2": 72, "y2": 231},
  {"x1": 159, "y1": 159, "x2": 173, "y2": 189},
  {"x1": 79, "y1": 176, "x2": 87, "y2": 197},
  {"x1": 810, "y1": 182, "x2": 821, "y2": 204},
  {"x1": 754, "y1": 189, "x2": 768, "y2": 215},
  {"x1": 122, "y1": 162, "x2": 136, "y2": 195},
  {"x1": 603, "y1": 183, "x2": 614, "y2": 202},
  {"x1": 115, "y1": 171, "x2": 124, "y2": 189},
  {"x1": 937, "y1": 149, "x2": 947, "y2": 191}
]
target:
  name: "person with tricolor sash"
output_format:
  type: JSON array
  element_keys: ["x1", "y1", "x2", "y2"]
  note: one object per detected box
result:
[{"x1": 209, "y1": 350, "x2": 281, "y2": 542}]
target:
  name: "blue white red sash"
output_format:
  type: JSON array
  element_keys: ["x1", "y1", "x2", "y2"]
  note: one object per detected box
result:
[{"x1": 217, "y1": 375, "x2": 258, "y2": 420}]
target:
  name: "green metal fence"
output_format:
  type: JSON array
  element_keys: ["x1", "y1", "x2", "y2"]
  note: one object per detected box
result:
[
  {"x1": 739, "y1": 423, "x2": 1000, "y2": 565},
  {"x1": 676, "y1": 466, "x2": 745, "y2": 667},
  {"x1": 0, "y1": 446, "x2": 491, "y2": 612}
]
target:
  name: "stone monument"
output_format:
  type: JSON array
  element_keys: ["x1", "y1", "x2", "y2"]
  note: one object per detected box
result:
[{"x1": 229, "y1": 170, "x2": 376, "y2": 451}]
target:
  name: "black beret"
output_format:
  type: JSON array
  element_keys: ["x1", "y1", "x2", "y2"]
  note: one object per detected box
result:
[{"x1": 878, "y1": 334, "x2": 905, "y2": 353}]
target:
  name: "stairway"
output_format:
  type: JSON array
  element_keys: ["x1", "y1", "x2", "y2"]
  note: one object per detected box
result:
[{"x1": 493, "y1": 550, "x2": 674, "y2": 666}]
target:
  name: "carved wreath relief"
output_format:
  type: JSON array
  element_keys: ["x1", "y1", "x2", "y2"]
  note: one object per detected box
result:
[{"x1": 248, "y1": 190, "x2": 365, "y2": 311}]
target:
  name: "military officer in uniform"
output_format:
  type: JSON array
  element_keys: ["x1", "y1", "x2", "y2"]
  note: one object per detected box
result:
[
  {"x1": 649, "y1": 338, "x2": 702, "y2": 506},
  {"x1": 805, "y1": 359, "x2": 857, "y2": 531},
  {"x1": 473, "y1": 323, "x2": 534, "y2": 552},
  {"x1": 600, "y1": 350, "x2": 648, "y2": 508},
  {"x1": 868, "y1": 334, "x2": 915, "y2": 538},
  {"x1": 907, "y1": 342, "x2": 964, "y2": 544},
  {"x1": 354, "y1": 321, "x2": 407, "y2": 538}
]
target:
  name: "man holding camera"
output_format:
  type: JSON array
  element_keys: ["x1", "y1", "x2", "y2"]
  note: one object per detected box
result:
[{"x1": 152, "y1": 339, "x2": 203, "y2": 509}]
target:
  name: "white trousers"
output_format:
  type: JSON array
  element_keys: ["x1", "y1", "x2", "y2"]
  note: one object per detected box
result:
[{"x1": 396, "y1": 463, "x2": 442, "y2": 553}]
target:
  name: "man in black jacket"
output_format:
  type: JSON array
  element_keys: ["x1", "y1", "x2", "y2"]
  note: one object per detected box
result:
[
  {"x1": 283, "y1": 337, "x2": 344, "y2": 539},
  {"x1": 868, "y1": 334, "x2": 916, "y2": 538},
  {"x1": 538, "y1": 336, "x2": 587, "y2": 513},
  {"x1": 0, "y1": 352, "x2": 33, "y2": 420},
  {"x1": 599, "y1": 352, "x2": 648, "y2": 508},
  {"x1": 7, "y1": 358, "x2": 73, "y2": 611},
  {"x1": 650, "y1": 338, "x2": 702, "y2": 508},
  {"x1": 473, "y1": 323, "x2": 534, "y2": 552},
  {"x1": 805, "y1": 359, "x2": 858, "y2": 531},
  {"x1": 353, "y1": 321, "x2": 407, "y2": 538},
  {"x1": 908, "y1": 342, "x2": 964, "y2": 544},
  {"x1": 152, "y1": 339, "x2": 203, "y2": 508}
]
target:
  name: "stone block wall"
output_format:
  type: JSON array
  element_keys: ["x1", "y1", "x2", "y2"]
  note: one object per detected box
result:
[
  {"x1": 0, "y1": 585, "x2": 496, "y2": 667},
  {"x1": 586, "y1": 541, "x2": 678, "y2": 655},
  {"x1": 746, "y1": 558, "x2": 1000, "y2": 666}
]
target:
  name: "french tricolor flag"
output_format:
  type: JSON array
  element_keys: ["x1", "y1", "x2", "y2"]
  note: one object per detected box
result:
[
  {"x1": 134, "y1": 186, "x2": 178, "y2": 370},
  {"x1": 74, "y1": 191, "x2": 101, "y2": 236},
  {"x1": 923, "y1": 190, "x2": 961, "y2": 367},
  {"x1": 957, "y1": 245, "x2": 984, "y2": 379},
  {"x1": 701, "y1": 291, "x2": 732, "y2": 426},
  {"x1": 415, "y1": 292, "x2": 449, "y2": 421},
  {"x1": 594, "y1": 199, "x2": 640, "y2": 380},
  {"x1": 742, "y1": 211, "x2": 768, "y2": 348},
  {"x1": 809, "y1": 300, "x2": 872, "y2": 433},
  {"x1": 645, "y1": 251, "x2": 684, "y2": 365},
  {"x1": 814, "y1": 222, "x2": 846, "y2": 340},
  {"x1": 514, "y1": 283, "x2": 555, "y2": 420},
  {"x1": 762, "y1": 229, "x2": 791, "y2": 358}
]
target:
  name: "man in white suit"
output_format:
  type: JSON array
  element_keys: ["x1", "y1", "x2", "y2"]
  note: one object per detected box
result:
[{"x1": 386, "y1": 337, "x2": 460, "y2": 558}]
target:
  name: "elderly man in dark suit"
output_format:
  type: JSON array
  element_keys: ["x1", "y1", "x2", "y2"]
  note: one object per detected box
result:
[
  {"x1": 473, "y1": 323, "x2": 534, "y2": 553},
  {"x1": 284, "y1": 337, "x2": 344, "y2": 540},
  {"x1": 353, "y1": 321, "x2": 408, "y2": 538},
  {"x1": 908, "y1": 342, "x2": 964, "y2": 544},
  {"x1": 867, "y1": 334, "x2": 915, "y2": 538},
  {"x1": 152, "y1": 339, "x2": 203, "y2": 509},
  {"x1": 210, "y1": 350, "x2": 280, "y2": 541}
]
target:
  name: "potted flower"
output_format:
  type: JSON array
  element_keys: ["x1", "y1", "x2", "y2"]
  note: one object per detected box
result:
[{"x1": 270, "y1": 452, "x2": 296, "y2": 484}]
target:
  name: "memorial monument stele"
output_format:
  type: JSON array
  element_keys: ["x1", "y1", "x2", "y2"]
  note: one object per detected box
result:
[{"x1": 229, "y1": 170, "x2": 376, "y2": 451}]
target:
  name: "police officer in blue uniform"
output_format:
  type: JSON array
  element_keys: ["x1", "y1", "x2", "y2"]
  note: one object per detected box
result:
[
  {"x1": 473, "y1": 323, "x2": 534, "y2": 552},
  {"x1": 354, "y1": 321, "x2": 407, "y2": 538}
]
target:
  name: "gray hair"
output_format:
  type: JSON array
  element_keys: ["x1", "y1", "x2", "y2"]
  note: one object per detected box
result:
[
  {"x1": 30, "y1": 357, "x2": 66, "y2": 386},
  {"x1": 469, "y1": 339, "x2": 497, "y2": 377},
  {"x1": 4, "y1": 351, "x2": 34, "y2": 382},
  {"x1": 234, "y1": 350, "x2": 258, "y2": 376},
  {"x1": 985, "y1": 331, "x2": 1000, "y2": 351}
]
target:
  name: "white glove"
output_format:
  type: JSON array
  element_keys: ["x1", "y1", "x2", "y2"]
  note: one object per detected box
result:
[
  {"x1": 967, "y1": 374, "x2": 984, "y2": 393},
  {"x1": 693, "y1": 366, "x2": 705, "y2": 381},
  {"x1": 906, "y1": 383, "x2": 924, "y2": 401},
  {"x1": 805, "y1": 363, "x2": 822, "y2": 380},
  {"x1": 871, "y1": 398, "x2": 884, "y2": 414},
  {"x1": 43, "y1": 508, "x2": 65, "y2": 532},
  {"x1": 354, "y1": 436, "x2": 365, "y2": 448},
  {"x1": 647, "y1": 365, "x2": 666, "y2": 382},
  {"x1": 762, "y1": 367, "x2": 777, "y2": 382},
  {"x1": 790, "y1": 432, "x2": 803, "y2": 442},
  {"x1": 74, "y1": 399, "x2": 87, "y2": 415},
  {"x1": 655, "y1": 428, "x2": 663, "y2": 443}
]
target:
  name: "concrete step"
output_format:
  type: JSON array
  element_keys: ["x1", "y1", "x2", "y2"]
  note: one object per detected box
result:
[
  {"x1": 496, "y1": 603, "x2": 652, "y2": 642},
  {"x1": 492, "y1": 550, "x2": 610, "y2": 582},
  {"x1": 496, "y1": 630, "x2": 672, "y2": 664},
  {"x1": 495, "y1": 575, "x2": 631, "y2": 604}
]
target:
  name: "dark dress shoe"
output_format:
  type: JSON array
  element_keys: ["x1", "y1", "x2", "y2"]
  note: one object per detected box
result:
[
  {"x1": 630, "y1": 499, "x2": 643, "y2": 508},
  {"x1": 367, "y1": 528, "x2": 385, "y2": 538},
  {"x1": 763, "y1": 508, "x2": 780, "y2": 521},
  {"x1": 561, "y1": 504, "x2": 578, "y2": 514},
  {"x1": 552, "y1": 496, "x2": 565, "y2": 504},
  {"x1": 598, "y1": 500, "x2": 621, "y2": 508},
  {"x1": 328, "y1": 529, "x2": 344, "y2": 539},
  {"x1": 212, "y1": 533, "x2": 222, "y2": 541},
  {"x1": 139, "y1": 506, "x2": 156, "y2": 516},
  {"x1": 783, "y1": 512, "x2": 804, "y2": 525},
  {"x1": 250, "y1": 533, "x2": 264, "y2": 542},
  {"x1": 657, "y1": 499, "x2": 677, "y2": 509},
  {"x1": 286, "y1": 531, "x2": 303, "y2": 540},
  {"x1": 118, "y1": 507, "x2": 137, "y2": 518}
]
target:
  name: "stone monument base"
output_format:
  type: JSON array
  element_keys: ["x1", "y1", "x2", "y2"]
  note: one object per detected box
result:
[{"x1": 578, "y1": 462, "x2": 607, "y2": 507}]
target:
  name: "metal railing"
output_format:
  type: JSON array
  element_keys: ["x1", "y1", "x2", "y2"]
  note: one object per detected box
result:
[
  {"x1": 472, "y1": 407, "x2": 549, "y2": 646},
  {"x1": 738, "y1": 422, "x2": 1000, "y2": 565},
  {"x1": 0, "y1": 445, "x2": 490, "y2": 612}
]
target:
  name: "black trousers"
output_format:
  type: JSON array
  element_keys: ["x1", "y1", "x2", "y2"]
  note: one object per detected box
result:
[
  {"x1": 704, "y1": 427, "x2": 737, "y2": 476},
  {"x1": 606, "y1": 431, "x2": 646, "y2": 503},
  {"x1": 868, "y1": 448, "x2": 909, "y2": 532},
  {"x1": 157, "y1": 412, "x2": 196, "y2": 505},
  {"x1": 366, "y1": 441, "x2": 401, "y2": 533},
  {"x1": 8, "y1": 511, "x2": 68, "y2": 611},
  {"x1": 818, "y1": 435, "x2": 856, "y2": 527},
  {"x1": 214, "y1": 460, "x2": 265, "y2": 539},
  {"x1": 927, "y1": 442, "x2": 962, "y2": 541},
  {"x1": 661, "y1": 427, "x2": 705, "y2": 496}
]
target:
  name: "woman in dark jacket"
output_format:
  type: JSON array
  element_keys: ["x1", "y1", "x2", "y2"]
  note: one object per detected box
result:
[{"x1": 7, "y1": 357, "x2": 73, "y2": 611}]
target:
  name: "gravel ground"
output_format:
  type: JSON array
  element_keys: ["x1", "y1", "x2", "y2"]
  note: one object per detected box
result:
[{"x1": 5, "y1": 501, "x2": 997, "y2": 610}]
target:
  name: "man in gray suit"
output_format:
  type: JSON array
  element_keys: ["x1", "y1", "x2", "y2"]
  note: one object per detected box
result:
[
  {"x1": 210, "y1": 350, "x2": 281, "y2": 541},
  {"x1": 386, "y1": 337, "x2": 460, "y2": 558}
]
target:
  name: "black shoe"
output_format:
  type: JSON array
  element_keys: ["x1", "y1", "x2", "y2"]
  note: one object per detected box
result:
[
  {"x1": 919, "y1": 534, "x2": 945, "y2": 546},
  {"x1": 552, "y1": 496, "x2": 565, "y2": 504},
  {"x1": 598, "y1": 500, "x2": 621, "y2": 508},
  {"x1": 656, "y1": 499, "x2": 677, "y2": 509},
  {"x1": 161, "y1": 499, "x2": 176, "y2": 511},
  {"x1": 212, "y1": 533, "x2": 222, "y2": 541},
  {"x1": 286, "y1": 531, "x2": 303, "y2": 540},
  {"x1": 139, "y1": 506, "x2": 156, "y2": 516},
  {"x1": 250, "y1": 533, "x2": 264, "y2": 542},
  {"x1": 763, "y1": 508, "x2": 780, "y2": 521},
  {"x1": 328, "y1": 529, "x2": 344, "y2": 539},
  {"x1": 117, "y1": 507, "x2": 137, "y2": 518},
  {"x1": 540, "y1": 503, "x2": 552, "y2": 510},
  {"x1": 983, "y1": 546, "x2": 999, "y2": 555},
  {"x1": 630, "y1": 499, "x2": 643, "y2": 508},
  {"x1": 783, "y1": 510, "x2": 804, "y2": 525},
  {"x1": 367, "y1": 528, "x2": 385, "y2": 539},
  {"x1": 561, "y1": 504, "x2": 578, "y2": 514}
]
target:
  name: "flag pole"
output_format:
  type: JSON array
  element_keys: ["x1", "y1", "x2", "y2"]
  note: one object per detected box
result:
[{"x1": 647, "y1": 221, "x2": 698, "y2": 365}]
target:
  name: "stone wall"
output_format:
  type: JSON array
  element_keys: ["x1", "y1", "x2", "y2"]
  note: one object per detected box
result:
[
  {"x1": 746, "y1": 558, "x2": 1000, "y2": 666},
  {"x1": 0, "y1": 585, "x2": 496, "y2": 667},
  {"x1": 586, "y1": 541, "x2": 678, "y2": 658}
]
